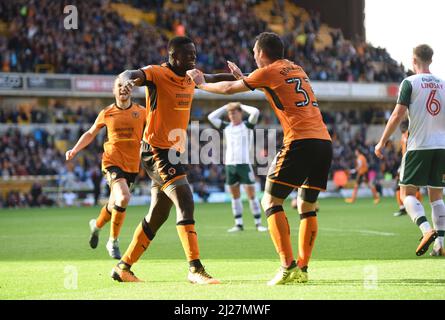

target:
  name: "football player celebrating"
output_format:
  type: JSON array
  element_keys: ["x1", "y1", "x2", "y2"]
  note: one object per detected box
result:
[
  {"x1": 66, "y1": 79, "x2": 146, "y2": 259},
  {"x1": 188, "y1": 32, "x2": 333, "y2": 285},
  {"x1": 111, "y1": 36, "x2": 237, "y2": 283}
]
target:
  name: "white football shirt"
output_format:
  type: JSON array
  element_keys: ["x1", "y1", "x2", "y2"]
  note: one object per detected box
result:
[{"x1": 222, "y1": 121, "x2": 254, "y2": 165}]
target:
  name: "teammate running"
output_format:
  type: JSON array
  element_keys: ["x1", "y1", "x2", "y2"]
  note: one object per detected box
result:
[
  {"x1": 188, "y1": 32, "x2": 333, "y2": 285},
  {"x1": 345, "y1": 149, "x2": 380, "y2": 204},
  {"x1": 111, "y1": 36, "x2": 236, "y2": 283},
  {"x1": 208, "y1": 102, "x2": 267, "y2": 232},
  {"x1": 66, "y1": 79, "x2": 146, "y2": 259},
  {"x1": 375, "y1": 44, "x2": 445, "y2": 256}
]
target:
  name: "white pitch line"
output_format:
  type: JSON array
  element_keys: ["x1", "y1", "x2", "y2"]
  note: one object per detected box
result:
[{"x1": 320, "y1": 227, "x2": 396, "y2": 237}]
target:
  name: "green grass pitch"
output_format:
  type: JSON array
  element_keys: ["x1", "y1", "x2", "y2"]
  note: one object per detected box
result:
[{"x1": 1, "y1": 197, "x2": 444, "y2": 300}]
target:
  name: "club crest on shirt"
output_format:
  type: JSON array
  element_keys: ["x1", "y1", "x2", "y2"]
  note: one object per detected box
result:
[
  {"x1": 168, "y1": 167, "x2": 176, "y2": 176},
  {"x1": 132, "y1": 111, "x2": 140, "y2": 119}
]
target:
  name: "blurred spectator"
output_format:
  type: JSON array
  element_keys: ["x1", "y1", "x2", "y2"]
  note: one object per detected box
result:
[
  {"x1": 90, "y1": 165, "x2": 103, "y2": 206},
  {"x1": 0, "y1": 127, "x2": 100, "y2": 208},
  {"x1": 30, "y1": 182, "x2": 42, "y2": 206},
  {"x1": 0, "y1": 103, "x2": 100, "y2": 124},
  {"x1": 63, "y1": 189, "x2": 77, "y2": 207}
]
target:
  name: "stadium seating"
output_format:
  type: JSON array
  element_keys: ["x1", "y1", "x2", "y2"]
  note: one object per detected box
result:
[{"x1": 0, "y1": 0, "x2": 405, "y2": 82}]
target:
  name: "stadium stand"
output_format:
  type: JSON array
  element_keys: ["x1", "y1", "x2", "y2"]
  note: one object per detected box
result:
[{"x1": 0, "y1": 0, "x2": 405, "y2": 82}]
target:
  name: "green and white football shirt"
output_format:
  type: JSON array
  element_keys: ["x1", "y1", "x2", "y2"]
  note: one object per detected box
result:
[{"x1": 398, "y1": 73, "x2": 445, "y2": 151}]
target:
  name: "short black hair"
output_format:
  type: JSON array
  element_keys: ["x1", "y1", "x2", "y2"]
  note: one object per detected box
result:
[
  {"x1": 255, "y1": 32, "x2": 284, "y2": 60},
  {"x1": 168, "y1": 36, "x2": 194, "y2": 53}
]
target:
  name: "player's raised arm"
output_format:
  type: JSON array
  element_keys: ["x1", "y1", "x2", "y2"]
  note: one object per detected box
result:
[
  {"x1": 118, "y1": 69, "x2": 145, "y2": 86},
  {"x1": 117, "y1": 69, "x2": 146, "y2": 95},
  {"x1": 203, "y1": 73, "x2": 237, "y2": 83},
  {"x1": 375, "y1": 103, "x2": 408, "y2": 159},
  {"x1": 65, "y1": 122, "x2": 102, "y2": 161},
  {"x1": 240, "y1": 104, "x2": 260, "y2": 125},
  {"x1": 227, "y1": 61, "x2": 245, "y2": 80},
  {"x1": 207, "y1": 104, "x2": 228, "y2": 129}
]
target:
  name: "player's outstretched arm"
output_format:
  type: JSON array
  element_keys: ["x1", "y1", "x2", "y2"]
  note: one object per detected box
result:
[
  {"x1": 202, "y1": 61, "x2": 247, "y2": 83},
  {"x1": 117, "y1": 69, "x2": 145, "y2": 95},
  {"x1": 200, "y1": 78, "x2": 250, "y2": 94},
  {"x1": 207, "y1": 105, "x2": 228, "y2": 129},
  {"x1": 203, "y1": 73, "x2": 237, "y2": 83},
  {"x1": 65, "y1": 123, "x2": 102, "y2": 161},
  {"x1": 118, "y1": 69, "x2": 145, "y2": 86},
  {"x1": 187, "y1": 69, "x2": 249, "y2": 95},
  {"x1": 375, "y1": 103, "x2": 408, "y2": 159}
]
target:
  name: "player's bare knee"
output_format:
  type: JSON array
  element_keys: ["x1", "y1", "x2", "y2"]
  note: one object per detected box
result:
[
  {"x1": 400, "y1": 186, "x2": 416, "y2": 201},
  {"x1": 428, "y1": 188, "x2": 444, "y2": 202},
  {"x1": 115, "y1": 192, "x2": 130, "y2": 207},
  {"x1": 261, "y1": 193, "x2": 282, "y2": 212},
  {"x1": 244, "y1": 185, "x2": 256, "y2": 199},
  {"x1": 297, "y1": 198, "x2": 305, "y2": 213},
  {"x1": 261, "y1": 194, "x2": 271, "y2": 211},
  {"x1": 229, "y1": 185, "x2": 241, "y2": 199},
  {"x1": 400, "y1": 189, "x2": 407, "y2": 201},
  {"x1": 298, "y1": 201, "x2": 317, "y2": 214},
  {"x1": 122, "y1": 192, "x2": 131, "y2": 204}
]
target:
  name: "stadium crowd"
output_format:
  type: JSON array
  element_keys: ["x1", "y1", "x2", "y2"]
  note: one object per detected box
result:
[
  {"x1": 0, "y1": 127, "x2": 103, "y2": 208},
  {"x1": 0, "y1": 0, "x2": 168, "y2": 74},
  {"x1": 0, "y1": 103, "x2": 99, "y2": 124},
  {"x1": 0, "y1": 107, "x2": 400, "y2": 208},
  {"x1": 0, "y1": 0, "x2": 405, "y2": 82}
]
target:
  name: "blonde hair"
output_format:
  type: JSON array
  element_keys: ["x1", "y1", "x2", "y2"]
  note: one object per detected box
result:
[{"x1": 226, "y1": 102, "x2": 242, "y2": 112}]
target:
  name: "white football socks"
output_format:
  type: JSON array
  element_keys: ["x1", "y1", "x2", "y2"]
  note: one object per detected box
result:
[
  {"x1": 403, "y1": 195, "x2": 432, "y2": 235},
  {"x1": 249, "y1": 198, "x2": 262, "y2": 225},
  {"x1": 431, "y1": 199, "x2": 445, "y2": 249},
  {"x1": 231, "y1": 197, "x2": 243, "y2": 226}
]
